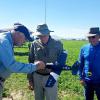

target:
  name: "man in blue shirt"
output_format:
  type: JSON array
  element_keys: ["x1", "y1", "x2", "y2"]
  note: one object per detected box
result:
[
  {"x1": 0, "y1": 24, "x2": 45, "y2": 99},
  {"x1": 79, "y1": 27, "x2": 100, "y2": 100}
]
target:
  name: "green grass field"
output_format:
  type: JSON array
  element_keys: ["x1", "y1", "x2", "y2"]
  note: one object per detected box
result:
[{"x1": 4, "y1": 40, "x2": 88, "y2": 100}]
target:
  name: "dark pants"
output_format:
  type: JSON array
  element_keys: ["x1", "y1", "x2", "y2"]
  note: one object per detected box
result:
[{"x1": 84, "y1": 81, "x2": 100, "y2": 100}]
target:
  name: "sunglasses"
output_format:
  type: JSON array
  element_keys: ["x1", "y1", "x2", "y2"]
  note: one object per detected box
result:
[
  {"x1": 88, "y1": 36, "x2": 96, "y2": 39},
  {"x1": 38, "y1": 35, "x2": 48, "y2": 38}
]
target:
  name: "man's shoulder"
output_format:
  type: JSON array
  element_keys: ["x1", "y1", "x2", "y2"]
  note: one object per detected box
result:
[
  {"x1": 0, "y1": 33, "x2": 12, "y2": 53},
  {"x1": 32, "y1": 39, "x2": 39, "y2": 44},
  {"x1": 50, "y1": 37, "x2": 62, "y2": 44},
  {"x1": 0, "y1": 32, "x2": 9, "y2": 43},
  {"x1": 81, "y1": 43, "x2": 90, "y2": 51},
  {"x1": 0, "y1": 32, "x2": 6, "y2": 40},
  {"x1": 49, "y1": 38, "x2": 63, "y2": 49},
  {"x1": 31, "y1": 39, "x2": 42, "y2": 47}
]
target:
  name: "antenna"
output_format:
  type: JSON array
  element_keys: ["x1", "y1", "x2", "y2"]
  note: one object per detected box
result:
[{"x1": 44, "y1": 0, "x2": 47, "y2": 24}]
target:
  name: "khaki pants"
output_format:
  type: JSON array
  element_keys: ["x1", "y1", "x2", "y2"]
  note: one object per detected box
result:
[
  {"x1": 0, "y1": 81, "x2": 4, "y2": 100},
  {"x1": 33, "y1": 72, "x2": 58, "y2": 100}
]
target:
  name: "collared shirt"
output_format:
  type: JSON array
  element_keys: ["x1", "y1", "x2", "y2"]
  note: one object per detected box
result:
[
  {"x1": 0, "y1": 32, "x2": 36, "y2": 79},
  {"x1": 79, "y1": 42, "x2": 100, "y2": 83}
]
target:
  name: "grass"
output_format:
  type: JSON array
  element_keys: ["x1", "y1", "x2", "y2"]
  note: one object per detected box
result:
[{"x1": 4, "y1": 40, "x2": 88, "y2": 100}]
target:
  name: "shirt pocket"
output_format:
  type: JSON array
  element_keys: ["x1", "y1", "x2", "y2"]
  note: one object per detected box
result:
[{"x1": 35, "y1": 47, "x2": 45, "y2": 58}]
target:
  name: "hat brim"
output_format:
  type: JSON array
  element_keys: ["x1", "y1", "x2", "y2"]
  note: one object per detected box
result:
[
  {"x1": 34, "y1": 32, "x2": 50, "y2": 36},
  {"x1": 86, "y1": 33, "x2": 97, "y2": 37}
]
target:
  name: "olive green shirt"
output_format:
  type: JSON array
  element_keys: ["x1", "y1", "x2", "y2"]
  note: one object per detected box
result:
[{"x1": 27, "y1": 36, "x2": 63, "y2": 81}]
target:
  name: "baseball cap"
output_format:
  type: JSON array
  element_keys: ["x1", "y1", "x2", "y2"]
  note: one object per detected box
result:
[{"x1": 14, "y1": 25, "x2": 33, "y2": 41}]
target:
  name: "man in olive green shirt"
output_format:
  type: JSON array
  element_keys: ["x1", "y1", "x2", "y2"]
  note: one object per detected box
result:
[{"x1": 27, "y1": 24, "x2": 63, "y2": 100}]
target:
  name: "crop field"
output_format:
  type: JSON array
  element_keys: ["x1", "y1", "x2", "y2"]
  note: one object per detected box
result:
[{"x1": 3, "y1": 40, "x2": 89, "y2": 100}]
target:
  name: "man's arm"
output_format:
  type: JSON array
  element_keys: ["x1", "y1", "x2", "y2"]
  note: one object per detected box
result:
[
  {"x1": 78, "y1": 48, "x2": 85, "y2": 86},
  {"x1": 27, "y1": 43, "x2": 35, "y2": 90},
  {"x1": 79, "y1": 48, "x2": 84, "y2": 80},
  {"x1": 27, "y1": 43, "x2": 35, "y2": 80},
  {"x1": 0, "y1": 40, "x2": 45, "y2": 73},
  {"x1": 28, "y1": 43, "x2": 35, "y2": 63}
]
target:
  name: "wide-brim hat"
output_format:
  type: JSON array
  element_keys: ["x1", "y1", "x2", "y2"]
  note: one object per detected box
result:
[
  {"x1": 34, "y1": 24, "x2": 54, "y2": 36},
  {"x1": 14, "y1": 24, "x2": 33, "y2": 41},
  {"x1": 87, "y1": 27, "x2": 100, "y2": 37}
]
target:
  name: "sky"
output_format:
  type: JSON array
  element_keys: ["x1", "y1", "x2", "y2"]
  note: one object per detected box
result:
[{"x1": 0, "y1": 0, "x2": 100, "y2": 39}]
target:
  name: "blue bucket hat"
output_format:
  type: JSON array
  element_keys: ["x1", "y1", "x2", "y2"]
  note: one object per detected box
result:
[
  {"x1": 14, "y1": 25, "x2": 33, "y2": 41},
  {"x1": 35, "y1": 24, "x2": 54, "y2": 36},
  {"x1": 87, "y1": 27, "x2": 100, "y2": 37}
]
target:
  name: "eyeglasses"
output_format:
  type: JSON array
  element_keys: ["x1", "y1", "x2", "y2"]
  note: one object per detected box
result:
[{"x1": 88, "y1": 36, "x2": 96, "y2": 39}]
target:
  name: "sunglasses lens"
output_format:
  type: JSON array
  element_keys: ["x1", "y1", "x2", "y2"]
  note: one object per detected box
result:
[{"x1": 88, "y1": 36, "x2": 95, "y2": 39}]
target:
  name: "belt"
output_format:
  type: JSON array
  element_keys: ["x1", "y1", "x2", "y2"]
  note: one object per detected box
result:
[
  {"x1": 36, "y1": 68, "x2": 51, "y2": 76},
  {"x1": 36, "y1": 71, "x2": 50, "y2": 76},
  {"x1": 0, "y1": 77, "x2": 5, "y2": 82}
]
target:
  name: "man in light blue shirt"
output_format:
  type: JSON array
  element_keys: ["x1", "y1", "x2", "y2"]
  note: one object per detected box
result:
[
  {"x1": 0, "y1": 24, "x2": 45, "y2": 99},
  {"x1": 79, "y1": 27, "x2": 100, "y2": 100}
]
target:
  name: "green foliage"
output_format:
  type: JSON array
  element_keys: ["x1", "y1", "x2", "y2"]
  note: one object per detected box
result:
[{"x1": 4, "y1": 40, "x2": 88, "y2": 100}]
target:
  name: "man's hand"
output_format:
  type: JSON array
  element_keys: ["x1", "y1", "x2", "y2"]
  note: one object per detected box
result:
[
  {"x1": 80, "y1": 80, "x2": 86, "y2": 86},
  {"x1": 71, "y1": 61, "x2": 79, "y2": 75},
  {"x1": 34, "y1": 61, "x2": 45, "y2": 70},
  {"x1": 28, "y1": 81, "x2": 34, "y2": 90}
]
